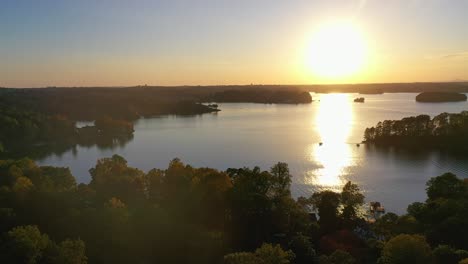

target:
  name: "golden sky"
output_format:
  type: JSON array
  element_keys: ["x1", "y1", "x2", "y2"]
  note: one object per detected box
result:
[{"x1": 1, "y1": 0, "x2": 467, "y2": 87}]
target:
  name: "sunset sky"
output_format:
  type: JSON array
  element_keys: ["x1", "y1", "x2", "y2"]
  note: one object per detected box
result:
[{"x1": 1, "y1": 0, "x2": 468, "y2": 87}]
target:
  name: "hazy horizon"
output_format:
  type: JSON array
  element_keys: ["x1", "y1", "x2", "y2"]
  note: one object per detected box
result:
[{"x1": 2, "y1": 80, "x2": 468, "y2": 89}]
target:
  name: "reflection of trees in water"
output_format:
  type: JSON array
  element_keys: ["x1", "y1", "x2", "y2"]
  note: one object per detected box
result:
[
  {"x1": 1, "y1": 134, "x2": 134, "y2": 160},
  {"x1": 77, "y1": 133, "x2": 133, "y2": 150},
  {"x1": 364, "y1": 143, "x2": 468, "y2": 174},
  {"x1": 93, "y1": 134, "x2": 134, "y2": 149}
]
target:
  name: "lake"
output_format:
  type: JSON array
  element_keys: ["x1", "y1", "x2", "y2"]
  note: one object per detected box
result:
[{"x1": 38, "y1": 93, "x2": 468, "y2": 214}]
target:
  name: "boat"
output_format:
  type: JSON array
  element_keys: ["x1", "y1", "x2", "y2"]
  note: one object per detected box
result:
[
  {"x1": 319, "y1": 142, "x2": 323, "y2": 146},
  {"x1": 354, "y1": 97, "x2": 365, "y2": 103}
]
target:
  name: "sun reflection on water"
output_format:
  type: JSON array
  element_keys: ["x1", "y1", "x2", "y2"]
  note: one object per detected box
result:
[{"x1": 307, "y1": 93, "x2": 355, "y2": 189}]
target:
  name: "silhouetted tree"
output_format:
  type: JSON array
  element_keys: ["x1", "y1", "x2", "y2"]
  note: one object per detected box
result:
[{"x1": 310, "y1": 191, "x2": 341, "y2": 233}]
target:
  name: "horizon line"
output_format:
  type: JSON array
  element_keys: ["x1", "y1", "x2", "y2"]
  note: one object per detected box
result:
[{"x1": 2, "y1": 80, "x2": 468, "y2": 89}]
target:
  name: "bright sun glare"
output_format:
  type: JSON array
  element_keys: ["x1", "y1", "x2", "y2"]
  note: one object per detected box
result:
[
  {"x1": 307, "y1": 93, "x2": 355, "y2": 187},
  {"x1": 306, "y1": 21, "x2": 367, "y2": 79}
]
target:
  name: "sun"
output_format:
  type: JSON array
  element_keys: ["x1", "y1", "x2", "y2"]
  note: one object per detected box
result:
[{"x1": 305, "y1": 21, "x2": 367, "y2": 80}]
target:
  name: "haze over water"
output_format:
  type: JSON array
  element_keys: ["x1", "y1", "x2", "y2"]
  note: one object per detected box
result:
[{"x1": 39, "y1": 93, "x2": 468, "y2": 213}]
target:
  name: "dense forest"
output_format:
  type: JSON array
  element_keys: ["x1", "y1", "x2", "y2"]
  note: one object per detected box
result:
[
  {"x1": 0, "y1": 155, "x2": 467, "y2": 263},
  {"x1": 364, "y1": 111, "x2": 468, "y2": 150},
  {"x1": 0, "y1": 87, "x2": 219, "y2": 121}
]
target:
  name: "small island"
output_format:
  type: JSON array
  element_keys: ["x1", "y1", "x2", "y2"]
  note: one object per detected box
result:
[
  {"x1": 354, "y1": 97, "x2": 365, "y2": 103},
  {"x1": 416, "y1": 92, "x2": 467, "y2": 102}
]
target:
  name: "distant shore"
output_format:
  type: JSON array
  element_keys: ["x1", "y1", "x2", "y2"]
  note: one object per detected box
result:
[{"x1": 2, "y1": 81, "x2": 468, "y2": 94}]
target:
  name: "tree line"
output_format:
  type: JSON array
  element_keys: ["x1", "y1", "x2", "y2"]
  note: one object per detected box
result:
[
  {"x1": 364, "y1": 111, "x2": 468, "y2": 149},
  {"x1": 0, "y1": 155, "x2": 467, "y2": 263},
  {"x1": 0, "y1": 107, "x2": 134, "y2": 159},
  {"x1": 0, "y1": 87, "x2": 218, "y2": 121},
  {"x1": 205, "y1": 89, "x2": 312, "y2": 104}
]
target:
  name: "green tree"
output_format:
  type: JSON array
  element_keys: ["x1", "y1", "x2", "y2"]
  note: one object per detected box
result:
[
  {"x1": 288, "y1": 233, "x2": 316, "y2": 264},
  {"x1": 36, "y1": 166, "x2": 76, "y2": 192},
  {"x1": 145, "y1": 168, "x2": 165, "y2": 203},
  {"x1": 13, "y1": 176, "x2": 34, "y2": 193},
  {"x1": 310, "y1": 190, "x2": 341, "y2": 233},
  {"x1": 409, "y1": 173, "x2": 468, "y2": 249},
  {"x1": 269, "y1": 162, "x2": 292, "y2": 198},
  {"x1": 224, "y1": 244, "x2": 294, "y2": 264},
  {"x1": 433, "y1": 245, "x2": 459, "y2": 264},
  {"x1": 1, "y1": 225, "x2": 50, "y2": 264},
  {"x1": 54, "y1": 239, "x2": 88, "y2": 264},
  {"x1": 319, "y1": 249, "x2": 356, "y2": 264},
  {"x1": 426, "y1": 173, "x2": 465, "y2": 200},
  {"x1": 89, "y1": 154, "x2": 145, "y2": 202},
  {"x1": 341, "y1": 181, "x2": 365, "y2": 224},
  {"x1": 224, "y1": 252, "x2": 259, "y2": 264},
  {"x1": 254, "y1": 243, "x2": 295, "y2": 264},
  {"x1": 378, "y1": 234, "x2": 433, "y2": 264},
  {"x1": 373, "y1": 212, "x2": 398, "y2": 238}
]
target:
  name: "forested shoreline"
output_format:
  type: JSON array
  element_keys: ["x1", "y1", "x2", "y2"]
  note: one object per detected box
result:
[
  {"x1": 0, "y1": 106, "x2": 135, "y2": 159},
  {"x1": 205, "y1": 89, "x2": 312, "y2": 104},
  {"x1": 0, "y1": 88, "x2": 219, "y2": 121},
  {"x1": 0, "y1": 87, "x2": 313, "y2": 122},
  {"x1": 364, "y1": 111, "x2": 468, "y2": 150},
  {"x1": 0, "y1": 155, "x2": 467, "y2": 263}
]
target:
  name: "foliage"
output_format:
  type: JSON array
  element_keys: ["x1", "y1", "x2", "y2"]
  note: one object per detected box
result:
[
  {"x1": 0, "y1": 225, "x2": 50, "y2": 264},
  {"x1": 288, "y1": 233, "x2": 316, "y2": 264},
  {"x1": 89, "y1": 154, "x2": 145, "y2": 203},
  {"x1": 364, "y1": 111, "x2": 468, "y2": 149},
  {"x1": 341, "y1": 181, "x2": 365, "y2": 224},
  {"x1": 433, "y1": 245, "x2": 461, "y2": 264},
  {"x1": 319, "y1": 249, "x2": 356, "y2": 264},
  {"x1": 207, "y1": 89, "x2": 312, "y2": 104},
  {"x1": 373, "y1": 213, "x2": 421, "y2": 239},
  {"x1": 407, "y1": 173, "x2": 468, "y2": 249},
  {"x1": 378, "y1": 234, "x2": 433, "y2": 264},
  {"x1": 0, "y1": 156, "x2": 467, "y2": 263},
  {"x1": 224, "y1": 243, "x2": 295, "y2": 264},
  {"x1": 224, "y1": 252, "x2": 259, "y2": 264},
  {"x1": 426, "y1": 172, "x2": 465, "y2": 200},
  {"x1": 95, "y1": 117, "x2": 134, "y2": 135},
  {"x1": 310, "y1": 190, "x2": 341, "y2": 233},
  {"x1": 228, "y1": 163, "x2": 309, "y2": 249}
]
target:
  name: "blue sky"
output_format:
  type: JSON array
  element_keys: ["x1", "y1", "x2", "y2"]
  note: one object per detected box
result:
[{"x1": 1, "y1": 0, "x2": 467, "y2": 87}]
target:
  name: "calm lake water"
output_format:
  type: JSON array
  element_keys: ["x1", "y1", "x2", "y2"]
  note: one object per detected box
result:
[{"x1": 38, "y1": 93, "x2": 468, "y2": 214}]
